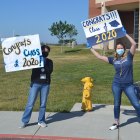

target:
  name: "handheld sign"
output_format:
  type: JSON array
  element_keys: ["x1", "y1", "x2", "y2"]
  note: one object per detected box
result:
[
  {"x1": 81, "y1": 10, "x2": 126, "y2": 47},
  {"x1": 1, "y1": 34, "x2": 44, "y2": 72}
]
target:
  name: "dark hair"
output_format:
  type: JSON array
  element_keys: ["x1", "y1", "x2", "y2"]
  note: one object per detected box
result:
[
  {"x1": 115, "y1": 42, "x2": 126, "y2": 51},
  {"x1": 41, "y1": 45, "x2": 50, "y2": 52}
]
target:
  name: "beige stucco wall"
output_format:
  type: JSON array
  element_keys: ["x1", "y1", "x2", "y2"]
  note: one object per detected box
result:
[{"x1": 95, "y1": 0, "x2": 112, "y2": 4}]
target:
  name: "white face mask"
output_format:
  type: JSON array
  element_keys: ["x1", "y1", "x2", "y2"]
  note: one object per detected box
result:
[{"x1": 116, "y1": 49, "x2": 125, "y2": 56}]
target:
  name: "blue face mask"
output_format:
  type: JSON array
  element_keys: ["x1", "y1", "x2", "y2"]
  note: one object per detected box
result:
[{"x1": 116, "y1": 49, "x2": 124, "y2": 56}]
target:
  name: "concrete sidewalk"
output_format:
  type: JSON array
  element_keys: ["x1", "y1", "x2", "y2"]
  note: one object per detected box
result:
[{"x1": 0, "y1": 103, "x2": 140, "y2": 140}]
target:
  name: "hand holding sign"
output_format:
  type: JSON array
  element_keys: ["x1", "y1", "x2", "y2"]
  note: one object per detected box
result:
[{"x1": 122, "y1": 26, "x2": 127, "y2": 35}]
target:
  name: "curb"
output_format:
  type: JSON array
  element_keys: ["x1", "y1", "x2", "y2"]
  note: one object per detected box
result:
[{"x1": 0, "y1": 134, "x2": 104, "y2": 140}]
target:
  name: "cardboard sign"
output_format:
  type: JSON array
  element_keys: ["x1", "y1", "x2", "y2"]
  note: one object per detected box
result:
[
  {"x1": 1, "y1": 34, "x2": 44, "y2": 72},
  {"x1": 81, "y1": 10, "x2": 126, "y2": 47}
]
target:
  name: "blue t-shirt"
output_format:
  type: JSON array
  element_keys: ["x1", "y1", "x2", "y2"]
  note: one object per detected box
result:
[{"x1": 108, "y1": 51, "x2": 133, "y2": 84}]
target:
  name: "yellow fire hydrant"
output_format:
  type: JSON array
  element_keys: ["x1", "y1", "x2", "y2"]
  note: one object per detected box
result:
[{"x1": 81, "y1": 77, "x2": 94, "y2": 111}]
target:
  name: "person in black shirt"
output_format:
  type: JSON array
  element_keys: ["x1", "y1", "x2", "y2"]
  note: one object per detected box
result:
[{"x1": 20, "y1": 45, "x2": 53, "y2": 128}]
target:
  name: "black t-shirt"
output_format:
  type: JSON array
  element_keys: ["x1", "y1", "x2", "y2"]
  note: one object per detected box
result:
[{"x1": 31, "y1": 58, "x2": 53, "y2": 84}]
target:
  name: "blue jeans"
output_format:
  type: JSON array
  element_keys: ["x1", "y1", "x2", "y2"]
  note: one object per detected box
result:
[
  {"x1": 22, "y1": 83, "x2": 50, "y2": 124},
  {"x1": 112, "y1": 82, "x2": 140, "y2": 120}
]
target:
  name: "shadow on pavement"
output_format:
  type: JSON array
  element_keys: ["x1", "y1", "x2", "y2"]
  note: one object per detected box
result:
[
  {"x1": 46, "y1": 104, "x2": 106, "y2": 124},
  {"x1": 25, "y1": 122, "x2": 38, "y2": 127},
  {"x1": 122, "y1": 109, "x2": 137, "y2": 116},
  {"x1": 46, "y1": 111, "x2": 85, "y2": 124},
  {"x1": 94, "y1": 104, "x2": 106, "y2": 111},
  {"x1": 119, "y1": 116, "x2": 140, "y2": 128},
  {"x1": 119, "y1": 109, "x2": 140, "y2": 127}
]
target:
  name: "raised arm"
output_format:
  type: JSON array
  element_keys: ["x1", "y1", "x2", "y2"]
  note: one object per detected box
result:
[
  {"x1": 126, "y1": 34, "x2": 137, "y2": 55},
  {"x1": 90, "y1": 47, "x2": 109, "y2": 63}
]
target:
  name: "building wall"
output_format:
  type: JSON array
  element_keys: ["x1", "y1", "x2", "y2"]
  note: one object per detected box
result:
[
  {"x1": 89, "y1": 0, "x2": 139, "y2": 50},
  {"x1": 89, "y1": 0, "x2": 100, "y2": 18},
  {"x1": 96, "y1": 0, "x2": 139, "y2": 6},
  {"x1": 119, "y1": 11, "x2": 134, "y2": 34},
  {"x1": 96, "y1": 0, "x2": 112, "y2": 3},
  {"x1": 89, "y1": 0, "x2": 139, "y2": 18}
]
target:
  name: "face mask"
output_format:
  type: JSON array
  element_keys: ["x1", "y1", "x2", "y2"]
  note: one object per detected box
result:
[
  {"x1": 42, "y1": 52, "x2": 49, "y2": 57},
  {"x1": 116, "y1": 49, "x2": 124, "y2": 56}
]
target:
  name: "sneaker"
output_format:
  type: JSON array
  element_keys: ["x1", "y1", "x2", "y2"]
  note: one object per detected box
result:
[
  {"x1": 19, "y1": 123, "x2": 27, "y2": 129},
  {"x1": 109, "y1": 123, "x2": 118, "y2": 130},
  {"x1": 38, "y1": 122, "x2": 47, "y2": 128}
]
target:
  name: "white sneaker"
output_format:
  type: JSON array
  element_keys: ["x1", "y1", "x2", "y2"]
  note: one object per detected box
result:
[
  {"x1": 38, "y1": 122, "x2": 47, "y2": 128},
  {"x1": 109, "y1": 123, "x2": 118, "y2": 130}
]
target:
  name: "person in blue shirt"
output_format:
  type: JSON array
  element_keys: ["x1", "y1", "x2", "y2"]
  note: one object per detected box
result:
[{"x1": 90, "y1": 33, "x2": 140, "y2": 130}]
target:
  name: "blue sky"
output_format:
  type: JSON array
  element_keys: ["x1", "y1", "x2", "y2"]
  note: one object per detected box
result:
[{"x1": 0, "y1": 0, "x2": 88, "y2": 44}]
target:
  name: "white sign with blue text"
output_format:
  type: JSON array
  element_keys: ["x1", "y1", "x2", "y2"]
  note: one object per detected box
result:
[
  {"x1": 1, "y1": 34, "x2": 44, "y2": 72},
  {"x1": 81, "y1": 10, "x2": 126, "y2": 47},
  {"x1": 82, "y1": 10, "x2": 122, "y2": 38}
]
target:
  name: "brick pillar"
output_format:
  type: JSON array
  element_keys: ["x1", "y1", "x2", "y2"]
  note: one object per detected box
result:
[{"x1": 89, "y1": 0, "x2": 101, "y2": 18}]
